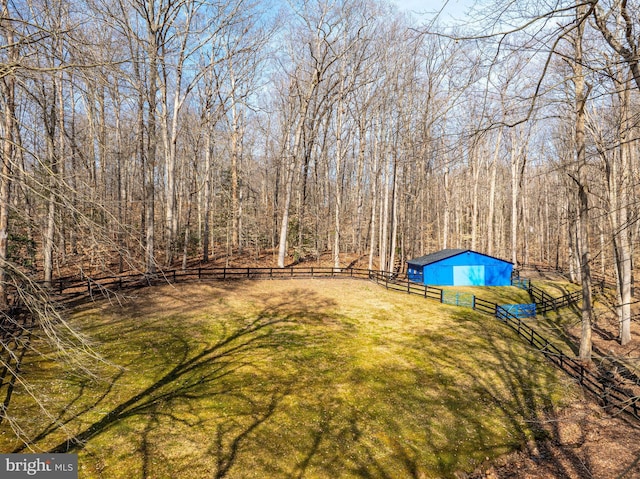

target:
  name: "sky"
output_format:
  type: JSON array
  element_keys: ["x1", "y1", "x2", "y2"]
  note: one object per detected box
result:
[{"x1": 392, "y1": 0, "x2": 475, "y2": 24}]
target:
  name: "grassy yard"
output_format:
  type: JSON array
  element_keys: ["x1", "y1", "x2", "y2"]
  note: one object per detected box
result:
[
  {"x1": 440, "y1": 285, "x2": 532, "y2": 305},
  {"x1": 529, "y1": 280, "x2": 581, "y2": 298},
  {"x1": 0, "y1": 279, "x2": 579, "y2": 478}
]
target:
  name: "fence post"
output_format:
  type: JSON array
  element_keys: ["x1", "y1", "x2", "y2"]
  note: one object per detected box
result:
[
  {"x1": 198, "y1": 268, "x2": 202, "y2": 279},
  {"x1": 440, "y1": 289, "x2": 444, "y2": 304},
  {"x1": 247, "y1": 268, "x2": 250, "y2": 278}
]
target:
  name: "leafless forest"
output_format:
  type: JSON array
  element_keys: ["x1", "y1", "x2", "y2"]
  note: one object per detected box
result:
[{"x1": 0, "y1": 0, "x2": 639, "y2": 355}]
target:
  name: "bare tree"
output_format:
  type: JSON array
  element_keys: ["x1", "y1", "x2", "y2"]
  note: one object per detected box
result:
[
  {"x1": 0, "y1": 0, "x2": 18, "y2": 305},
  {"x1": 571, "y1": 1, "x2": 595, "y2": 360}
]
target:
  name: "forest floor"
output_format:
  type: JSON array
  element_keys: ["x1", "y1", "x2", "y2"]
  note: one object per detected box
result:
[{"x1": 468, "y1": 396, "x2": 640, "y2": 478}]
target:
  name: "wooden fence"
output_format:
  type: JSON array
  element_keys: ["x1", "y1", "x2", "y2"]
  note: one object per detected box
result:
[
  {"x1": 499, "y1": 303, "x2": 537, "y2": 319},
  {"x1": 518, "y1": 262, "x2": 619, "y2": 293},
  {"x1": 513, "y1": 277, "x2": 583, "y2": 314},
  {"x1": 371, "y1": 272, "x2": 640, "y2": 420},
  {"x1": 3, "y1": 265, "x2": 638, "y2": 422}
]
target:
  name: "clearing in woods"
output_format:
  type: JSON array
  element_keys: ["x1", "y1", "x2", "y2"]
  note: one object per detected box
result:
[{"x1": 1, "y1": 279, "x2": 580, "y2": 478}]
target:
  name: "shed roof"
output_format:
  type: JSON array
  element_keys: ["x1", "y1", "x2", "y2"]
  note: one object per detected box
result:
[{"x1": 407, "y1": 249, "x2": 513, "y2": 267}]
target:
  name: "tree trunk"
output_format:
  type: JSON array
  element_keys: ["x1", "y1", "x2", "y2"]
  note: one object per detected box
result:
[
  {"x1": 203, "y1": 129, "x2": 212, "y2": 263},
  {"x1": 145, "y1": 34, "x2": 158, "y2": 274},
  {"x1": 574, "y1": 2, "x2": 593, "y2": 360},
  {"x1": 0, "y1": 0, "x2": 16, "y2": 304},
  {"x1": 333, "y1": 87, "x2": 345, "y2": 270},
  {"x1": 380, "y1": 154, "x2": 391, "y2": 272},
  {"x1": 277, "y1": 149, "x2": 297, "y2": 268},
  {"x1": 616, "y1": 78, "x2": 633, "y2": 345},
  {"x1": 230, "y1": 93, "x2": 241, "y2": 251},
  {"x1": 470, "y1": 139, "x2": 481, "y2": 251},
  {"x1": 368, "y1": 136, "x2": 380, "y2": 271},
  {"x1": 510, "y1": 142, "x2": 520, "y2": 267},
  {"x1": 486, "y1": 129, "x2": 501, "y2": 257},
  {"x1": 443, "y1": 165, "x2": 450, "y2": 249},
  {"x1": 43, "y1": 84, "x2": 58, "y2": 287}
]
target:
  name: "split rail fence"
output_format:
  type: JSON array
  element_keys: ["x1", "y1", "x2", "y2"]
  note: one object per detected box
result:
[
  {"x1": 3, "y1": 265, "x2": 638, "y2": 422},
  {"x1": 512, "y1": 270, "x2": 584, "y2": 314},
  {"x1": 523, "y1": 283, "x2": 583, "y2": 314}
]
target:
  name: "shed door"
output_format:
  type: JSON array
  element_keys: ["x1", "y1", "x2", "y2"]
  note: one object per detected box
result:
[{"x1": 453, "y1": 265, "x2": 485, "y2": 286}]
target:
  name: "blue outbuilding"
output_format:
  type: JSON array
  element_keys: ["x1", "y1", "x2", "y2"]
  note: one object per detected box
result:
[{"x1": 407, "y1": 249, "x2": 513, "y2": 286}]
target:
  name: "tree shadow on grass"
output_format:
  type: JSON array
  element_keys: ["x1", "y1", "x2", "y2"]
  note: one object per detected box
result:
[
  {"x1": 358, "y1": 308, "x2": 591, "y2": 479},
  {"x1": 248, "y1": 307, "x2": 576, "y2": 479},
  {"x1": 535, "y1": 304, "x2": 582, "y2": 357},
  {"x1": 7, "y1": 282, "x2": 607, "y2": 478},
  {"x1": 440, "y1": 310, "x2": 593, "y2": 478},
  {"x1": 49, "y1": 314, "x2": 275, "y2": 448},
  {"x1": 11, "y1": 288, "x2": 336, "y2": 478}
]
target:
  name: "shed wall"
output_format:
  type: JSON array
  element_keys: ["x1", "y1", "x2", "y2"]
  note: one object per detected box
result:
[{"x1": 409, "y1": 251, "x2": 512, "y2": 286}]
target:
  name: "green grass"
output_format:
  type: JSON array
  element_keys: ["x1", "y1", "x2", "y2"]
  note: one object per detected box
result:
[
  {"x1": 442, "y1": 281, "x2": 583, "y2": 357},
  {"x1": 440, "y1": 285, "x2": 532, "y2": 305},
  {"x1": 516, "y1": 279, "x2": 583, "y2": 356},
  {"x1": 0, "y1": 279, "x2": 579, "y2": 478},
  {"x1": 530, "y1": 280, "x2": 581, "y2": 298}
]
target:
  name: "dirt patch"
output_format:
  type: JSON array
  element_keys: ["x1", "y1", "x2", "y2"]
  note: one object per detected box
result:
[
  {"x1": 493, "y1": 269, "x2": 640, "y2": 478},
  {"x1": 467, "y1": 384, "x2": 640, "y2": 479},
  {"x1": 466, "y1": 396, "x2": 640, "y2": 478}
]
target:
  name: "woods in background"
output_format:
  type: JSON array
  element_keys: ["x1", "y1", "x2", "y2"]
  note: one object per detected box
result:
[{"x1": 0, "y1": 0, "x2": 638, "y2": 351}]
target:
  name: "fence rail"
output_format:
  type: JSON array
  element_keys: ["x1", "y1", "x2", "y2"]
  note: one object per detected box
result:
[
  {"x1": 513, "y1": 278, "x2": 582, "y2": 314},
  {"x1": 6, "y1": 265, "x2": 637, "y2": 423},
  {"x1": 499, "y1": 303, "x2": 537, "y2": 319},
  {"x1": 517, "y1": 262, "x2": 620, "y2": 294}
]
